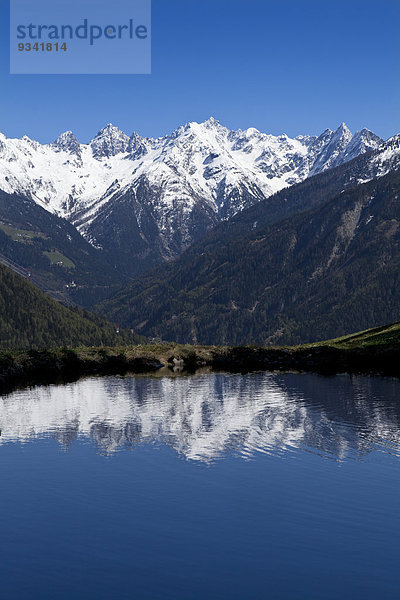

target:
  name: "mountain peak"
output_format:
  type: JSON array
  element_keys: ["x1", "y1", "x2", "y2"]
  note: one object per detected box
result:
[
  {"x1": 245, "y1": 126, "x2": 261, "y2": 137},
  {"x1": 92, "y1": 123, "x2": 128, "y2": 139},
  {"x1": 353, "y1": 128, "x2": 383, "y2": 144},
  {"x1": 171, "y1": 117, "x2": 227, "y2": 140},
  {"x1": 96, "y1": 123, "x2": 121, "y2": 133},
  {"x1": 335, "y1": 122, "x2": 352, "y2": 135},
  {"x1": 202, "y1": 116, "x2": 220, "y2": 128},
  {"x1": 127, "y1": 131, "x2": 148, "y2": 159},
  {"x1": 359, "y1": 127, "x2": 374, "y2": 135},
  {"x1": 90, "y1": 124, "x2": 129, "y2": 158},
  {"x1": 341, "y1": 128, "x2": 383, "y2": 160},
  {"x1": 52, "y1": 131, "x2": 81, "y2": 155},
  {"x1": 19, "y1": 135, "x2": 40, "y2": 150}
]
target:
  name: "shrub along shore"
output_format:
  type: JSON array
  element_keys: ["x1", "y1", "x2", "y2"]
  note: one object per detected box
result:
[{"x1": 1, "y1": 321, "x2": 400, "y2": 393}]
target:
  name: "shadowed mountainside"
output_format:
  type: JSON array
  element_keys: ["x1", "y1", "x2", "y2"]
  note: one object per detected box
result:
[
  {"x1": 0, "y1": 262, "x2": 142, "y2": 349},
  {"x1": 96, "y1": 166, "x2": 400, "y2": 345}
]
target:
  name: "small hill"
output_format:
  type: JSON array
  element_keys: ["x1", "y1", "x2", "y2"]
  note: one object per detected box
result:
[
  {"x1": 313, "y1": 321, "x2": 400, "y2": 350},
  {"x1": 0, "y1": 262, "x2": 142, "y2": 349}
]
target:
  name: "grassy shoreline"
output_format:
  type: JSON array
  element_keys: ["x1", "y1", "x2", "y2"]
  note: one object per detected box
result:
[{"x1": 1, "y1": 321, "x2": 400, "y2": 393}]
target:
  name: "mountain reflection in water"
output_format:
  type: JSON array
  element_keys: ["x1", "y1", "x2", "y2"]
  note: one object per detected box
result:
[{"x1": 1, "y1": 372, "x2": 400, "y2": 462}]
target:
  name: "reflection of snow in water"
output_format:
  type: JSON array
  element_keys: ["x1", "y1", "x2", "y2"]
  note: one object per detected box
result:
[{"x1": 1, "y1": 373, "x2": 400, "y2": 462}]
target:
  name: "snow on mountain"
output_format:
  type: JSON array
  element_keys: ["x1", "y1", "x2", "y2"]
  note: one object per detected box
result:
[
  {"x1": 308, "y1": 122, "x2": 353, "y2": 175},
  {"x1": 341, "y1": 128, "x2": 383, "y2": 162},
  {"x1": 0, "y1": 119, "x2": 389, "y2": 272},
  {"x1": 51, "y1": 130, "x2": 81, "y2": 156},
  {"x1": 370, "y1": 133, "x2": 400, "y2": 177},
  {"x1": 90, "y1": 123, "x2": 130, "y2": 158}
]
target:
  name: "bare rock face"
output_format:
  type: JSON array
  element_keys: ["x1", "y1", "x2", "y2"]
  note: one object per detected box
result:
[{"x1": 90, "y1": 124, "x2": 129, "y2": 158}]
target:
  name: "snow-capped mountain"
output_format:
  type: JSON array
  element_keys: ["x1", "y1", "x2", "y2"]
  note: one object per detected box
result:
[{"x1": 0, "y1": 119, "x2": 387, "y2": 274}]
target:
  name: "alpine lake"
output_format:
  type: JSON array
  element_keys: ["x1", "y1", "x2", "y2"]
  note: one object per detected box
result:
[{"x1": 1, "y1": 370, "x2": 399, "y2": 599}]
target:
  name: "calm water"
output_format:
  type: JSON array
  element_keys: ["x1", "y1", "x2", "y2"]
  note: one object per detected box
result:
[{"x1": 0, "y1": 372, "x2": 400, "y2": 600}]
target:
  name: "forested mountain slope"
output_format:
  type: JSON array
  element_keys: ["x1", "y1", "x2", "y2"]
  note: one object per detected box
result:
[
  {"x1": 96, "y1": 168, "x2": 400, "y2": 345},
  {"x1": 0, "y1": 189, "x2": 127, "y2": 306},
  {"x1": 0, "y1": 263, "x2": 141, "y2": 349}
]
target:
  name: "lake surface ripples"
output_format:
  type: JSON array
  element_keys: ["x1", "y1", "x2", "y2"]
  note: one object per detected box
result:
[{"x1": 0, "y1": 372, "x2": 399, "y2": 599}]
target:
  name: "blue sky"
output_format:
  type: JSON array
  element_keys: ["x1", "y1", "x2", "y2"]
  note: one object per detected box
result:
[{"x1": 1, "y1": 0, "x2": 399, "y2": 142}]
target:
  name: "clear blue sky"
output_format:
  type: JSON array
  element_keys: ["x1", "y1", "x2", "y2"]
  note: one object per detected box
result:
[{"x1": 1, "y1": 0, "x2": 399, "y2": 142}]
